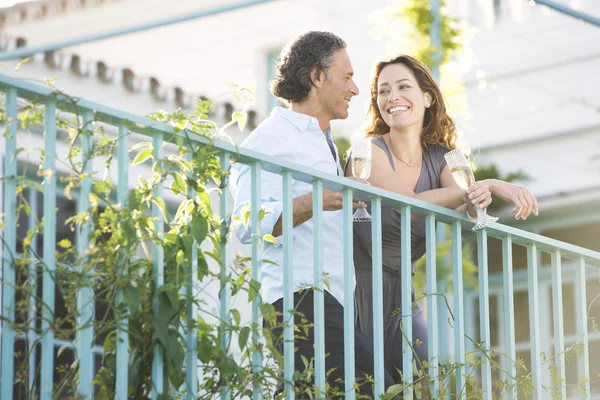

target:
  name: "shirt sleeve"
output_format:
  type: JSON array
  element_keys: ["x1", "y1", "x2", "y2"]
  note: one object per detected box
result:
[{"x1": 229, "y1": 131, "x2": 295, "y2": 245}]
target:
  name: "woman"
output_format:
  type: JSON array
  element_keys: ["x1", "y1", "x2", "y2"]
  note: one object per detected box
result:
[{"x1": 346, "y1": 55, "x2": 538, "y2": 390}]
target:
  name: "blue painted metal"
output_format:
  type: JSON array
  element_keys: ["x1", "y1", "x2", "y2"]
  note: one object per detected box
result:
[
  {"x1": 27, "y1": 188, "x2": 38, "y2": 394},
  {"x1": 282, "y1": 170, "x2": 294, "y2": 400},
  {"x1": 400, "y1": 206, "x2": 413, "y2": 399},
  {"x1": 425, "y1": 214, "x2": 439, "y2": 397},
  {"x1": 115, "y1": 125, "x2": 130, "y2": 400},
  {"x1": 220, "y1": 152, "x2": 232, "y2": 400},
  {"x1": 429, "y1": 0, "x2": 442, "y2": 81},
  {"x1": 370, "y1": 197, "x2": 385, "y2": 396},
  {"x1": 185, "y1": 152, "x2": 198, "y2": 400},
  {"x1": 40, "y1": 100, "x2": 57, "y2": 400},
  {"x1": 312, "y1": 179, "x2": 326, "y2": 398},
  {"x1": 77, "y1": 109, "x2": 94, "y2": 399},
  {"x1": 575, "y1": 257, "x2": 590, "y2": 399},
  {"x1": 502, "y1": 237, "x2": 517, "y2": 400},
  {"x1": 527, "y1": 245, "x2": 542, "y2": 397},
  {"x1": 151, "y1": 132, "x2": 165, "y2": 399},
  {"x1": 533, "y1": 0, "x2": 600, "y2": 28},
  {"x1": 1, "y1": 87, "x2": 17, "y2": 400},
  {"x1": 477, "y1": 230, "x2": 492, "y2": 399},
  {"x1": 250, "y1": 162, "x2": 263, "y2": 400},
  {"x1": 551, "y1": 250, "x2": 566, "y2": 400},
  {"x1": 451, "y1": 222, "x2": 465, "y2": 397},
  {"x1": 435, "y1": 224, "x2": 449, "y2": 400},
  {"x1": 342, "y1": 188, "x2": 355, "y2": 399},
  {"x1": 0, "y1": 0, "x2": 281, "y2": 61}
]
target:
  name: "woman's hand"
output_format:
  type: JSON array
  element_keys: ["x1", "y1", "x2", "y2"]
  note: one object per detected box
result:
[
  {"x1": 480, "y1": 179, "x2": 539, "y2": 220},
  {"x1": 465, "y1": 180, "x2": 493, "y2": 210}
]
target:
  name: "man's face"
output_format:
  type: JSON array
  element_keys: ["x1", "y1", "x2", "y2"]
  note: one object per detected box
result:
[{"x1": 318, "y1": 49, "x2": 359, "y2": 121}]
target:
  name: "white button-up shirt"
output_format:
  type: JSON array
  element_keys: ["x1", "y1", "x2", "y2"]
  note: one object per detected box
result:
[{"x1": 230, "y1": 107, "x2": 351, "y2": 306}]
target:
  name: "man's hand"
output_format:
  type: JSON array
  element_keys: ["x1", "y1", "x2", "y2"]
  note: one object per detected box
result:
[{"x1": 316, "y1": 177, "x2": 370, "y2": 211}]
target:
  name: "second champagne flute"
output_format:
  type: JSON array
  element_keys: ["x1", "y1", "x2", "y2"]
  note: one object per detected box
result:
[{"x1": 350, "y1": 137, "x2": 372, "y2": 222}]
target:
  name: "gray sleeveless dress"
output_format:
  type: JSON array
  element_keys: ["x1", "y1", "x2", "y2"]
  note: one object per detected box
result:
[{"x1": 352, "y1": 136, "x2": 450, "y2": 383}]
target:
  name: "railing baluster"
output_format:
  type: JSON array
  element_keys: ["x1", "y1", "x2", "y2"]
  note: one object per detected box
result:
[
  {"x1": 184, "y1": 152, "x2": 198, "y2": 400},
  {"x1": 250, "y1": 161, "x2": 262, "y2": 399},
  {"x1": 371, "y1": 196, "x2": 385, "y2": 397},
  {"x1": 451, "y1": 221, "x2": 465, "y2": 398},
  {"x1": 436, "y1": 223, "x2": 449, "y2": 400},
  {"x1": 115, "y1": 125, "x2": 130, "y2": 400},
  {"x1": 551, "y1": 250, "x2": 566, "y2": 400},
  {"x1": 282, "y1": 170, "x2": 294, "y2": 400},
  {"x1": 77, "y1": 109, "x2": 94, "y2": 399},
  {"x1": 220, "y1": 152, "x2": 232, "y2": 400},
  {"x1": 575, "y1": 256, "x2": 590, "y2": 399},
  {"x1": 151, "y1": 131, "x2": 165, "y2": 399},
  {"x1": 401, "y1": 206, "x2": 413, "y2": 399},
  {"x1": 1, "y1": 87, "x2": 17, "y2": 400},
  {"x1": 425, "y1": 214, "x2": 439, "y2": 397},
  {"x1": 40, "y1": 100, "x2": 57, "y2": 400},
  {"x1": 527, "y1": 245, "x2": 542, "y2": 396},
  {"x1": 477, "y1": 229, "x2": 491, "y2": 399},
  {"x1": 312, "y1": 179, "x2": 325, "y2": 398},
  {"x1": 502, "y1": 237, "x2": 517, "y2": 400},
  {"x1": 28, "y1": 187, "x2": 38, "y2": 395},
  {"x1": 342, "y1": 188, "x2": 355, "y2": 399}
]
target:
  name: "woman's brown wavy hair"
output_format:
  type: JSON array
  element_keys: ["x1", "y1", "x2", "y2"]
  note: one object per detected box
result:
[{"x1": 364, "y1": 54, "x2": 458, "y2": 150}]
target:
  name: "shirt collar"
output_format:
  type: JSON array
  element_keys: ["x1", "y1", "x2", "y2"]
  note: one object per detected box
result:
[{"x1": 271, "y1": 106, "x2": 330, "y2": 133}]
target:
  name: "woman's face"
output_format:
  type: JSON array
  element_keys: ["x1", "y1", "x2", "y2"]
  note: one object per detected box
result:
[{"x1": 376, "y1": 63, "x2": 431, "y2": 131}]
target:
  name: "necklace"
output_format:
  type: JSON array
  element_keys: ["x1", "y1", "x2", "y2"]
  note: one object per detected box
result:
[{"x1": 388, "y1": 133, "x2": 422, "y2": 168}]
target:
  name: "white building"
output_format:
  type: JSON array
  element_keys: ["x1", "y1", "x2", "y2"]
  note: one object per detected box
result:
[{"x1": 1, "y1": 0, "x2": 599, "y2": 397}]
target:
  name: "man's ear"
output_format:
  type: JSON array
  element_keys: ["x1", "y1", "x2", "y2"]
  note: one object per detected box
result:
[{"x1": 310, "y1": 68, "x2": 325, "y2": 88}]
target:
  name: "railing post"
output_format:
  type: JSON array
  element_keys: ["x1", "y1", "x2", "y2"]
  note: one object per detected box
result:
[
  {"x1": 425, "y1": 214, "x2": 439, "y2": 398},
  {"x1": 151, "y1": 132, "x2": 165, "y2": 399},
  {"x1": 451, "y1": 221, "x2": 465, "y2": 398},
  {"x1": 115, "y1": 125, "x2": 130, "y2": 400},
  {"x1": 1, "y1": 87, "x2": 18, "y2": 400},
  {"x1": 551, "y1": 250, "x2": 566, "y2": 399},
  {"x1": 502, "y1": 237, "x2": 517, "y2": 399},
  {"x1": 281, "y1": 170, "x2": 294, "y2": 400},
  {"x1": 77, "y1": 109, "x2": 95, "y2": 399},
  {"x1": 40, "y1": 100, "x2": 57, "y2": 400},
  {"x1": 220, "y1": 152, "x2": 232, "y2": 400},
  {"x1": 477, "y1": 229, "x2": 492, "y2": 399},
  {"x1": 342, "y1": 188, "x2": 355, "y2": 399},
  {"x1": 371, "y1": 196, "x2": 385, "y2": 397},
  {"x1": 312, "y1": 178, "x2": 326, "y2": 398},
  {"x1": 527, "y1": 245, "x2": 542, "y2": 397},
  {"x1": 401, "y1": 206, "x2": 413, "y2": 399},
  {"x1": 250, "y1": 161, "x2": 262, "y2": 399},
  {"x1": 575, "y1": 257, "x2": 590, "y2": 399}
]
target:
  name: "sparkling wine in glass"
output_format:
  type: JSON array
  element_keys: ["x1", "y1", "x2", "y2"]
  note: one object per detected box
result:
[
  {"x1": 444, "y1": 149, "x2": 498, "y2": 230},
  {"x1": 351, "y1": 138, "x2": 372, "y2": 222}
]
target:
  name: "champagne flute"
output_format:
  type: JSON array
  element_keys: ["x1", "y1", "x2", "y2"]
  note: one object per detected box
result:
[
  {"x1": 350, "y1": 138, "x2": 372, "y2": 222},
  {"x1": 444, "y1": 149, "x2": 498, "y2": 230}
]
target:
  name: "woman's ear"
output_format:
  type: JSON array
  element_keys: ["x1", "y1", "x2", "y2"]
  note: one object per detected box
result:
[{"x1": 424, "y1": 92, "x2": 433, "y2": 108}]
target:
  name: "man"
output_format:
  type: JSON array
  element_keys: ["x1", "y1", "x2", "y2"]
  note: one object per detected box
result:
[{"x1": 230, "y1": 31, "x2": 393, "y2": 396}]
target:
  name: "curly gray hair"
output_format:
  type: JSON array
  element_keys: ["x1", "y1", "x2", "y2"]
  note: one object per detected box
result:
[{"x1": 270, "y1": 31, "x2": 346, "y2": 104}]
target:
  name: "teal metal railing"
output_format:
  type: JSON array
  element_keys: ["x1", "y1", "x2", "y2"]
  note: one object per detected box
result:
[{"x1": 1, "y1": 73, "x2": 600, "y2": 399}]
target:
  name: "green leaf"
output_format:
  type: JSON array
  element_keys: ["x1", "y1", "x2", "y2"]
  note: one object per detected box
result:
[
  {"x1": 132, "y1": 148, "x2": 153, "y2": 165},
  {"x1": 151, "y1": 197, "x2": 169, "y2": 222},
  {"x1": 173, "y1": 173, "x2": 187, "y2": 195},
  {"x1": 232, "y1": 111, "x2": 247, "y2": 131},
  {"x1": 248, "y1": 279, "x2": 261, "y2": 302},
  {"x1": 231, "y1": 309, "x2": 241, "y2": 326},
  {"x1": 190, "y1": 214, "x2": 208, "y2": 244},
  {"x1": 238, "y1": 326, "x2": 250, "y2": 351},
  {"x1": 58, "y1": 239, "x2": 72, "y2": 249},
  {"x1": 130, "y1": 141, "x2": 152, "y2": 151},
  {"x1": 262, "y1": 234, "x2": 277, "y2": 244}
]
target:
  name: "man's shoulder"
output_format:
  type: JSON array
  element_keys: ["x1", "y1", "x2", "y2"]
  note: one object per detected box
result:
[{"x1": 241, "y1": 114, "x2": 296, "y2": 148}]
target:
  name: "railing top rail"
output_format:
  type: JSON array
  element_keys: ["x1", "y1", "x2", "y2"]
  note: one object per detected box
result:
[{"x1": 2, "y1": 73, "x2": 599, "y2": 264}]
